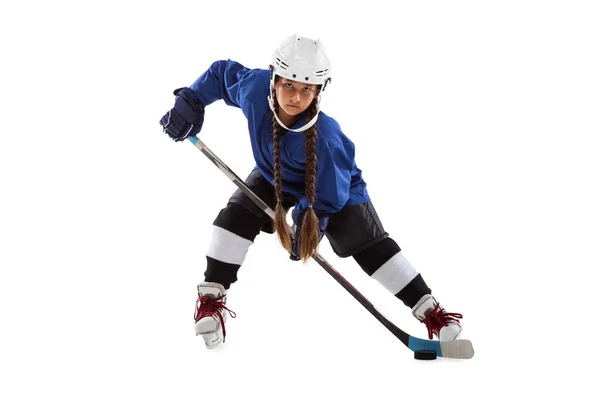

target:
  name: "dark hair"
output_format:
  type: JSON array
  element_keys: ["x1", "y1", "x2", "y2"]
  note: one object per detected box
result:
[{"x1": 271, "y1": 81, "x2": 321, "y2": 262}]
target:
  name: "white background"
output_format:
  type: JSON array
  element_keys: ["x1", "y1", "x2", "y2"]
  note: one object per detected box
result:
[{"x1": 1, "y1": 0, "x2": 599, "y2": 398}]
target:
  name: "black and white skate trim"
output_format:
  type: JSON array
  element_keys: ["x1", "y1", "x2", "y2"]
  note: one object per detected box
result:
[{"x1": 187, "y1": 136, "x2": 474, "y2": 360}]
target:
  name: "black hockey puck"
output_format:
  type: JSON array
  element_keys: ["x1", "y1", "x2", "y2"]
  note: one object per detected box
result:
[{"x1": 414, "y1": 350, "x2": 437, "y2": 360}]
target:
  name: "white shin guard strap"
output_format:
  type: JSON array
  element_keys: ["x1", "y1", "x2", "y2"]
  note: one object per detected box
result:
[
  {"x1": 206, "y1": 226, "x2": 252, "y2": 265},
  {"x1": 370, "y1": 252, "x2": 419, "y2": 295}
]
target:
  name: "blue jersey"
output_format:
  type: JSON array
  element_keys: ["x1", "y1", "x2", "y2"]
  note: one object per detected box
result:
[{"x1": 188, "y1": 59, "x2": 370, "y2": 214}]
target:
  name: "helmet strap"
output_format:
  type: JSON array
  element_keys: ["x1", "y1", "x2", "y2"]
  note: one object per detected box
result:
[
  {"x1": 268, "y1": 90, "x2": 320, "y2": 133},
  {"x1": 322, "y1": 77, "x2": 332, "y2": 92}
]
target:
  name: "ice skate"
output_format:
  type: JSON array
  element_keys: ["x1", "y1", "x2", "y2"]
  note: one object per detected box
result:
[
  {"x1": 412, "y1": 294, "x2": 463, "y2": 341},
  {"x1": 194, "y1": 282, "x2": 236, "y2": 349}
]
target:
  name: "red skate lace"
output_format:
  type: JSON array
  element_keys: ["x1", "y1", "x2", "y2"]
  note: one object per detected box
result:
[
  {"x1": 421, "y1": 303, "x2": 463, "y2": 340},
  {"x1": 194, "y1": 294, "x2": 237, "y2": 342}
]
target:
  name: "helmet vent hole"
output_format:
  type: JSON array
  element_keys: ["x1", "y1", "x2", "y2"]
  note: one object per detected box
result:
[{"x1": 275, "y1": 58, "x2": 289, "y2": 70}]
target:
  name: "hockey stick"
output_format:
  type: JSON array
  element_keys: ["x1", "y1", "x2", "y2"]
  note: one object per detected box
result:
[{"x1": 187, "y1": 136, "x2": 474, "y2": 360}]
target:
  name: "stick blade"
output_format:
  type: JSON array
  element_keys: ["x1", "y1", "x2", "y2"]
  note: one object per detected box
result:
[{"x1": 440, "y1": 339, "x2": 475, "y2": 359}]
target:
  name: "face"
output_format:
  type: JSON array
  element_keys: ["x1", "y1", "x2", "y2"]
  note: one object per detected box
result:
[{"x1": 274, "y1": 77, "x2": 319, "y2": 119}]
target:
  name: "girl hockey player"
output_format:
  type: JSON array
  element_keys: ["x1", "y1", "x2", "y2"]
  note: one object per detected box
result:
[{"x1": 160, "y1": 35, "x2": 463, "y2": 349}]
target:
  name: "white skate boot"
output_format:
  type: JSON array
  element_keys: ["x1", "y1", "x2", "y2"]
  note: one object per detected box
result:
[
  {"x1": 412, "y1": 294, "x2": 463, "y2": 341},
  {"x1": 194, "y1": 282, "x2": 236, "y2": 349}
]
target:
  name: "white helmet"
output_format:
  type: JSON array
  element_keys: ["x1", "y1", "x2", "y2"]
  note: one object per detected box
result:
[
  {"x1": 268, "y1": 35, "x2": 332, "y2": 132},
  {"x1": 271, "y1": 35, "x2": 332, "y2": 89}
]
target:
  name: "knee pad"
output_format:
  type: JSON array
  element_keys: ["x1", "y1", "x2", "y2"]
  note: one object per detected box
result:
[
  {"x1": 353, "y1": 237, "x2": 401, "y2": 275},
  {"x1": 213, "y1": 203, "x2": 266, "y2": 241}
]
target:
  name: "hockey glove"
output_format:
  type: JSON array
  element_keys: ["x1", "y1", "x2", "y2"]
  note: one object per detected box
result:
[
  {"x1": 160, "y1": 87, "x2": 205, "y2": 142},
  {"x1": 289, "y1": 207, "x2": 329, "y2": 261}
]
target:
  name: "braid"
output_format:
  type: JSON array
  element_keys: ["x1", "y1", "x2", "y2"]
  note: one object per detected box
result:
[
  {"x1": 304, "y1": 101, "x2": 318, "y2": 206},
  {"x1": 299, "y1": 99, "x2": 321, "y2": 261},
  {"x1": 271, "y1": 98, "x2": 292, "y2": 252}
]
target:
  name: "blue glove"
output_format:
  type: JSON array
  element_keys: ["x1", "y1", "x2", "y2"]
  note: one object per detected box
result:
[
  {"x1": 290, "y1": 207, "x2": 329, "y2": 261},
  {"x1": 159, "y1": 87, "x2": 205, "y2": 142}
]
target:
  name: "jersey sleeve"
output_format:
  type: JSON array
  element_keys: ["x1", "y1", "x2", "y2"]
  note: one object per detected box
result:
[{"x1": 187, "y1": 59, "x2": 251, "y2": 108}]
